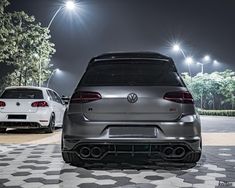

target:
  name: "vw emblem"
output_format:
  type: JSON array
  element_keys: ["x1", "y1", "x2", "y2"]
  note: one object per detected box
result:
[
  {"x1": 16, "y1": 102, "x2": 20, "y2": 106},
  {"x1": 127, "y1": 93, "x2": 138, "y2": 103}
]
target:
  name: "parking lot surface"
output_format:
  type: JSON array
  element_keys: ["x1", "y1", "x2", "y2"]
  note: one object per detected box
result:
[
  {"x1": 0, "y1": 116, "x2": 235, "y2": 188},
  {"x1": 0, "y1": 144, "x2": 235, "y2": 188}
]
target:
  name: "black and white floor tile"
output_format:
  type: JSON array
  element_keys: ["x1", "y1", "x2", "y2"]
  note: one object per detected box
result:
[{"x1": 0, "y1": 144, "x2": 235, "y2": 188}]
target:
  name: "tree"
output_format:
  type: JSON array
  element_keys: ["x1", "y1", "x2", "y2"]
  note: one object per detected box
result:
[
  {"x1": 182, "y1": 70, "x2": 235, "y2": 110},
  {"x1": 0, "y1": 0, "x2": 55, "y2": 87},
  {"x1": 218, "y1": 70, "x2": 235, "y2": 109}
]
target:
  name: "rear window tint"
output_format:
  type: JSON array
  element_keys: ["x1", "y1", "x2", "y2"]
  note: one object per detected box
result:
[
  {"x1": 0, "y1": 89, "x2": 43, "y2": 99},
  {"x1": 80, "y1": 61, "x2": 184, "y2": 87}
]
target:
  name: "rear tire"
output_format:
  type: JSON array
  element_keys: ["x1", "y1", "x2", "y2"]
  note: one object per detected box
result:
[
  {"x1": 0, "y1": 128, "x2": 6, "y2": 133},
  {"x1": 45, "y1": 114, "x2": 55, "y2": 133}
]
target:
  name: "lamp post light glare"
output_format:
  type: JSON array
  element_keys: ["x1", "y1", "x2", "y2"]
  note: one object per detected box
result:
[
  {"x1": 184, "y1": 57, "x2": 193, "y2": 79},
  {"x1": 172, "y1": 43, "x2": 186, "y2": 58},
  {"x1": 213, "y1": 60, "x2": 219, "y2": 66},
  {"x1": 185, "y1": 57, "x2": 193, "y2": 64},
  {"x1": 47, "y1": 0, "x2": 77, "y2": 29},
  {"x1": 173, "y1": 44, "x2": 180, "y2": 52},
  {"x1": 203, "y1": 55, "x2": 211, "y2": 62},
  {"x1": 65, "y1": 1, "x2": 76, "y2": 10}
]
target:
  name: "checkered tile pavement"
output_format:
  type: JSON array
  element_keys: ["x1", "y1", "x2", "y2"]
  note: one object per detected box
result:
[{"x1": 0, "y1": 144, "x2": 235, "y2": 188}]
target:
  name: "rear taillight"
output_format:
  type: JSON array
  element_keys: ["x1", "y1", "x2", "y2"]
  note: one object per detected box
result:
[
  {"x1": 70, "y1": 91, "x2": 102, "y2": 103},
  {"x1": 31, "y1": 101, "x2": 49, "y2": 107},
  {"x1": 0, "y1": 101, "x2": 6, "y2": 107},
  {"x1": 163, "y1": 91, "x2": 194, "y2": 104}
]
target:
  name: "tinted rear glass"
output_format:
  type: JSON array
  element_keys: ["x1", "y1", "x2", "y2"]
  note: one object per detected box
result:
[
  {"x1": 80, "y1": 61, "x2": 184, "y2": 86},
  {"x1": 0, "y1": 89, "x2": 43, "y2": 99}
]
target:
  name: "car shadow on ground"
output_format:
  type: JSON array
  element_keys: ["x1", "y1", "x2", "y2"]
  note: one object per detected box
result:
[
  {"x1": 81, "y1": 162, "x2": 197, "y2": 171},
  {"x1": 67, "y1": 154, "x2": 207, "y2": 171}
]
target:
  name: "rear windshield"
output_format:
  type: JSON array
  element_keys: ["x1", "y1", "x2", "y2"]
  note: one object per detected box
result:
[
  {"x1": 0, "y1": 89, "x2": 43, "y2": 99},
  {"x1": 80, "y1": 61, "x2": 184, "y2": 87}
]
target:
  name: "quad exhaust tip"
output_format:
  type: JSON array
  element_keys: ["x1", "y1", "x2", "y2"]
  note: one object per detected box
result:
[
  {"x1": 79, "y1": 145, "x2": 186, "y2": 159},
  {"x1": 163, "y1": 146, "x2": 186, "y2": 157},
  {"x1": 80, "y1": 146, "x2": 103, "y2": 158},
  {"x1": 163, "y1": 147, "x2": 174, "y2": 156},
  {"x1": 91, "y1": 147, "x2": 102, "y2": 158},
  {"x1": 174, "y1": 147, "x2": 186, "y2": 157},
  {"x1": 80, "y1": 147, "x2": 91, "y2": 158}
]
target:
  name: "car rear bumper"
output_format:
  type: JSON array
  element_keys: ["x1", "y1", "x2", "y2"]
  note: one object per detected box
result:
[
  {"x1": 62, "y1": 113, "x2": 202, "y2": 163},
  {"x1": 0, "y1": 110, "x2": 51, "y2": 128}
]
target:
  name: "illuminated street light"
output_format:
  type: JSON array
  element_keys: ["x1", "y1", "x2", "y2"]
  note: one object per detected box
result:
[
  {"x1": 203, "y1": 55, "x2": 211, "y2": 62},
  {"x1": 65, "y1": 1, "x2": 76, "y2": 10},
  {"x1": 173, "y1": 44, "x2": 180, "y2": 52},
  {"x1": 44, "y1": 1, "x2": 75, "y2": 87},
  {"x1": 184, "y1": 57, "x2": 193, "y2": 79},
  {"x1": 47, "y1": 0, "x2": 76, "y2": 29},
  {"x1": 172, "y1": 43, "x2": 186, "y2": 58},
  {"x1": 185, "y1": 57, "x2": 193, "y2": 64},
  {"x1": 172, "y1": 43, "x2": 192, "y2": 78},
  {"x1": 47, "y1": 68, "x2": 61, "y2": 88},
  {"x1": 213, "y1": 60, "x2": 219, "y2": 66},
  {"x1": 197, "y1": 56, "x2": 219, "y2": 74}
]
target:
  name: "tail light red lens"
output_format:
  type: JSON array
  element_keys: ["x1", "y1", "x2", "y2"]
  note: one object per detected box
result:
[
  {"x1": 163, "y1": 91, "x2": 194, "y2": 104},
  {"x1": 70, "y1": 91, "x2": 102, "y2": 103},
  {"x1": 0, "y1": 101, "x2": 6, "y2": 107},
  {"x1": 31, "y1": 101, "x2": 49, "y2": 107}
]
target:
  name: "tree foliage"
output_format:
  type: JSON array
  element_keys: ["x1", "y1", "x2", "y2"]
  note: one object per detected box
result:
[
  {"x1": 0, "y1": 0, "x2": 55, "y2": 89},
  {"x1": 182, "y1": 70, "x2": 235, "y2": 110}
]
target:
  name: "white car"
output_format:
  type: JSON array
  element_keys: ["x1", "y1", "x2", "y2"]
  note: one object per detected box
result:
[{"x1": 0, "y1": 86, "x2": 66, "y2": 133}]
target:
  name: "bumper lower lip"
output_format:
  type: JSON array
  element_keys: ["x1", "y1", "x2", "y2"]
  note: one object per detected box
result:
[
  {"x1": 62, "y1": 141, "x2": 201, "y2": 163},
  {"x1": 0, "y1": 122, "x2": 43, "y2": 128}
]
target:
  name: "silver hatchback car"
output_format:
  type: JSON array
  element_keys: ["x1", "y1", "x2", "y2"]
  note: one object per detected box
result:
[{"x1": 62, "y1": 52, "x2": 201, "y2": 167}]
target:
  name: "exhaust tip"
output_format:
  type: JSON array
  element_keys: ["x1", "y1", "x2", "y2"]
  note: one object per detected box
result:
[
  {"x1": 80, "y1": 147, "x2": 90, "y2": 158},
  {"x1": 174, "y1": 147, "x2": 186, "y2": 157},
  {"x1": 163, "y1": 147, "x2": 173, "y2": 156},
  {"x1": 91, "y1": 147, "x2": 102, "y2": 158}
]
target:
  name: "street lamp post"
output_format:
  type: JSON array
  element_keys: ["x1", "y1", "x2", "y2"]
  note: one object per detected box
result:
[
  {"x1": 47, "y1": 0, "x2": 76, "y2": 29},
  {"x1": 172, "y1": 44, "x2": 192, "y2": 79},
  {"x1": 37, "y1": 1, "x2": 76, "y2": 87},
  {"x1": 197, "y1": 62, "x2": 204, "y2": 74},
  {"x1": 197, "y1": 55, "x2": 214, "y2": 74},
  {"x1": 47, "y1": 69, "x2": 60, "y2": 88},
  {"x1": 197, "y1": 55, "x2": 212, "y2": 109},
  {"x1": 47, "y1": 7, "x2": 63, "y2": 29},
  {"x1": 197, "y1": 62, "x2": 204, "y2": 109}
]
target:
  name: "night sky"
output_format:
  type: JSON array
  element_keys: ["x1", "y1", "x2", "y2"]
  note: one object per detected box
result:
[{"x1": 3, "y1": 0, "x2": 235, "y2": 95}]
